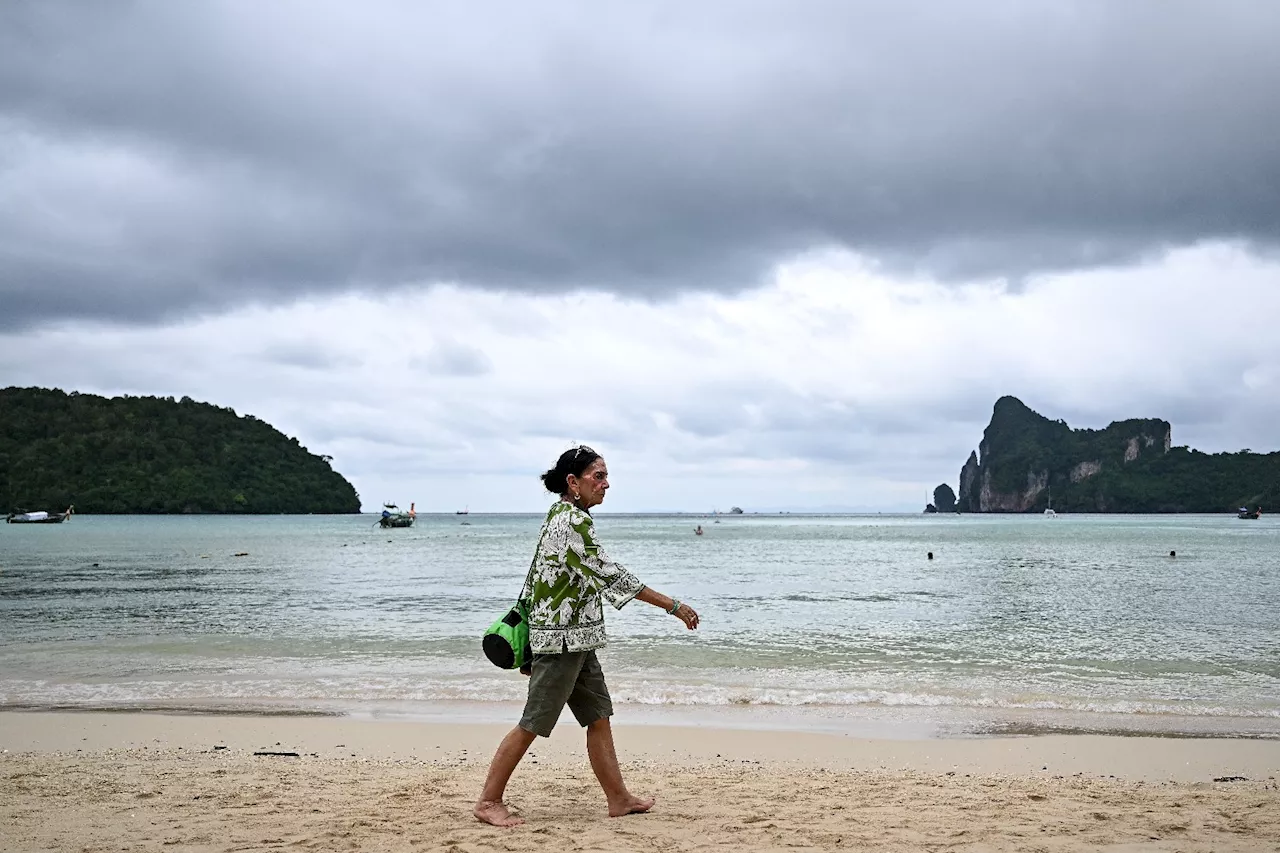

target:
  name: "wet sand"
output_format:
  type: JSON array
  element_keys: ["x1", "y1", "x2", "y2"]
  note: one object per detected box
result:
[{"x1": 2, "y1": 711, "x2": 1278, "y2": 851}]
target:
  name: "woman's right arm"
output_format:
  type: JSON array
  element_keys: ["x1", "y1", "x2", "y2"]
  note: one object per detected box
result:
[
  {"x1": 564, "y1": 511, "x2": 644, "y2": 609},
  {"x1": 563, "y1": 508, "x2": 699, "y2": 629},
  {"x1": 636, "y1": 586, "x2": 699, "y2": 630}
]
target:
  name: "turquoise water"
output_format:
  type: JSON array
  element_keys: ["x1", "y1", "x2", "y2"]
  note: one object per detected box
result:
[{"x1": 1, "y1": 513, "x2": 1278, "y2": 737}]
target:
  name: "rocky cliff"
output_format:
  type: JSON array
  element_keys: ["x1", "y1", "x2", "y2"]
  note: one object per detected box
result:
[{"x1": 946, "y1": 396, "x2": 1277, "y2": 513}]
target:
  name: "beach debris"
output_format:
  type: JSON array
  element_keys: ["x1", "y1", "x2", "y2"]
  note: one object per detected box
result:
[
  {"x1": 212, "y1": 745, "x2": 227, "y2": 751},
  {"x1": 253, "y1": 750, "x2": 301, "y2": 757},
  {"x1": 1213, "y1": 775, "x2": 1248, "y2": 782}
]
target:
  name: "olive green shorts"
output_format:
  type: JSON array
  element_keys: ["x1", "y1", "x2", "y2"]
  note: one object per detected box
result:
[{"x1": 518, "y1": 650, "x2": 614, "y2": 737}]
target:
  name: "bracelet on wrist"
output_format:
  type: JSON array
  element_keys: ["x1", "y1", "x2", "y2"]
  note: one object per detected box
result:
[{"x1": 667, "y1": 598, "x2": 681, "y2": 615}]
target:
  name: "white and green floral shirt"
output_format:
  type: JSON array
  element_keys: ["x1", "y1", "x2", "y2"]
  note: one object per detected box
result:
[{"x1": 521, "y1": 500, "x2": 645, "y2": 653}]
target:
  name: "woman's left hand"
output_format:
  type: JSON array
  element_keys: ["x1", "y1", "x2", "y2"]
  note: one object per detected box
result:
[{"x1": 675, "y1": 603, "x2": 699, "y2": 630}]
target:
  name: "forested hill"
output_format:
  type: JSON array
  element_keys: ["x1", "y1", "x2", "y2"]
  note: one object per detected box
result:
[
  {"x1": 947, "y1": 396, "x2": 1280, "y2": 513},
  {"x1": 0, "y1": 387, "x2": 361, "y2": 514}
]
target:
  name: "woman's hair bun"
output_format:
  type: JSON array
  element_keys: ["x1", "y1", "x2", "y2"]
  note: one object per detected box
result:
[{"x1": 541, "y1": 445, "x2": 600, "y2": 494}]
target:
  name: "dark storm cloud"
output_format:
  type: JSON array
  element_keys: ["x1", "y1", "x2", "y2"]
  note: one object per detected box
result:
[{"x1": 3, "y1": 0, "x2": 1279, "y2": 330}]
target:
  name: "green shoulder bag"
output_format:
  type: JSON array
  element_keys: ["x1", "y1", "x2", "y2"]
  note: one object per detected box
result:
[
  {"x1": 481, "y1": 528, "x2": 543, "y2": 670},
  {"x1": 482, "y1": 600, "x2": 531, "y2": 671}
]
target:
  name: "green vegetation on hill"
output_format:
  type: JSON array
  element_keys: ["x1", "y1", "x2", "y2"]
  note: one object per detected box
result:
[
  {"x1": 980, "y1": 396, "x2": 1172, "y2": 497},
  {"x1": 0, "y1": 387, "x2": 361, "y2": 514},
  {"x1": 951, "y1": 396, "x2": 1280, "y2": 513},
  {"x1": 1062, "y1": 445, "x2": 1280, "y2": 513}
]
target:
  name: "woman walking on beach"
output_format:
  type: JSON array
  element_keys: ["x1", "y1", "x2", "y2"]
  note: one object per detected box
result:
[{"x1": 475, "y1": 445, "x2": 700, "y2": 827}]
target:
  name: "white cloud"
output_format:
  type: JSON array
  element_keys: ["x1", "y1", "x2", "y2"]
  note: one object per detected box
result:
[{"x1": 2, "y1": 243, "x2": 1277, "y2": 511}]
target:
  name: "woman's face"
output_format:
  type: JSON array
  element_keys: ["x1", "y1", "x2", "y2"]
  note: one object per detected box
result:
[{"x1": 569, "y1": 457, "x2": 609, "y2": 508}]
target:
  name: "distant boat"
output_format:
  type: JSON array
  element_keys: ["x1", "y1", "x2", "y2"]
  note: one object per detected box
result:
[
  {"x1": 456, "y1": 506, "x2": 469, "y2": 515},
  {"x1": 1044, "y1": 488, "x2": 1057, "y2": 517},
  {"x1": 1238, "y1": 506, "x2": 1261, "y2": 520},
  {"x1": 379, "y1": 502, "x2": 415, "y2": 528},
  {"x1": 6, "y1": 506, "x2": 73, "y2": 524}
]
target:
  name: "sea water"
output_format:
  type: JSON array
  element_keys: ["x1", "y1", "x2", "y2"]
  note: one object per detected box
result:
[{"x1": 2, "y1": 513, "x2": 1277, "y2": 738}]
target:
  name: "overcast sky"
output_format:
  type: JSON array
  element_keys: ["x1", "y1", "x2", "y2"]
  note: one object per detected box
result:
[{"x1": 3, "y1": 1, "x2": 1278, "y2": 512}]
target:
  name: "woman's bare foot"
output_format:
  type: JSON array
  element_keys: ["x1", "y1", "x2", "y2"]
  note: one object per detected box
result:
[
  {"x1": 474, "y1": 799, "x2": 524, "y2": 827},
  {"x1": 608, "y1": 793, "x2": 655, "y2": 817}
]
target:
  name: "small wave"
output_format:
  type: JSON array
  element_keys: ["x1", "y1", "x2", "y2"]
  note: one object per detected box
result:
[
  {"x1": 4, "y1": 678, "x2": 1277, "y2": 721},
  {"x1": 608, "y1": 688, "x2": 1280, "y2": 719},
  {"x1": 735, "y1": 593, "x2": 905, "y2": 604}
]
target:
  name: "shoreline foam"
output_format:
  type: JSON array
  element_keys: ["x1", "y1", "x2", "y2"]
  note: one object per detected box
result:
[{"x1": 4, "y1": 697, "x2": 1278, "y2": 741}]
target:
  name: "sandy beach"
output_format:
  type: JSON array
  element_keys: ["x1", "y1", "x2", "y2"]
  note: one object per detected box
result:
[{"x1": 2, "y1": 711, "x2": 1278, "y2": 852}]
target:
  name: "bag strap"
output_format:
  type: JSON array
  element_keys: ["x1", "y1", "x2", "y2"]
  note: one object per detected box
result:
[{"x1": 518, "y1": 519, "x2": 549, "y2": 604}]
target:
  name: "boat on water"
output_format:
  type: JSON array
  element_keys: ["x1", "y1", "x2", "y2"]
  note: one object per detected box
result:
[
  {"x1": 6, "y1": 506, "x2": 74, "y2": 524},
  {"x1": 1044, "y1": 487, "x2": 1057, "y2": 517},
  {"x1": 456, "y1": 506, "x2": 469, "y2": 515},
  {"x1": 1238, "y1": 506, "x2": 1262, "y2": 520},
  {"x1": 379, "y1": 502, "x2": 416, "y2": 528}
]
